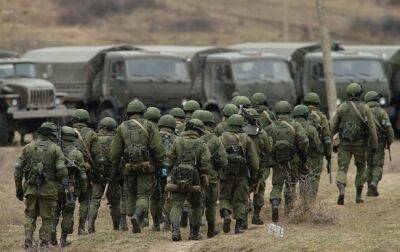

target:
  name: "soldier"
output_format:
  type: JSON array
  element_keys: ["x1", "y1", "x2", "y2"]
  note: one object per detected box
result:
[
  {"x1": 331, "y1": 83, "x2": 378, "y2": 205},
  {"x1": 144, "y1": 107, "x2": 161, "y2": 125},
  {"x1": 15, "y1": 122, "x2": 67, "y2": 250},
  {"x1": 214, "y1": 104, "x2": 238, "y2": 137},
  {"x1": 166, "y1": 119, "x2": 211, "y2": 241},
  {"x1": 242, "y1": 108, "x2": 273, "y2": 225},
  {"x1": 51, "y1": 126, "x2": 87, "y2": 247},
  {"x1": 169, "y1": 107, "x2": 186, "y2": 135},
  {"x1": 303, "y1": 92, "x2": 332, "y2": 200},
  {"x1": 88, "y1": 117, "x2": 121, "y2": 233},
  {"x1": 250, "y1": 92, "x2": 276, "y2": 129},
  {"x1": 150, "y1": 115, "x2": 177, "y2": 231},
  {"x1": 231, "y1": 95, "x2": 251, "y2": 109},
  {"x1": 364, "y1": 91, "x2": 394, "y2": 197},
  {"x1": 192, "y1": 110, "x2": 228, "y2": 238},
  {"x1": 71, "y1": 109, "x2": 97, "y2": 235},
  {"x1": 219, "y1": 114, "x2": 259, "y2": 234},
  {"x1": 292, "y1": 105, "x2": 321, "y2": 207},
  {"x1": 111, "y1": 99, "x2": 164, "y2": 233},
  {"x1": 183, "y1": 100, "x2": 201, "y2": 120},
  {"x1": 266, "y1": 101, "x2": 308, "y2": 222}
]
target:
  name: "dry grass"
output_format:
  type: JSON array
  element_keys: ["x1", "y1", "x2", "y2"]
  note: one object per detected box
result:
[{"x1": 1, "y1": 141, "x2": 400, "y2": 251}]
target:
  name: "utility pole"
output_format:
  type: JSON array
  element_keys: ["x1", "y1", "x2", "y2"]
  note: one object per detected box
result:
[
  {"x1": 316, "y1": 0, "x2": 337, "y2": 119},
  {"x1": 283, "y1": 0, "x2": 289, "y2": 42}
]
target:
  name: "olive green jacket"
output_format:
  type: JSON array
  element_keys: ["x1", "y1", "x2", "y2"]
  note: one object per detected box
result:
[
  {"x1": 62, "y1": 142, "x2": 87, "y2": 193},
  {"x1": 308, "y1": 105, "x2": 332, "y2": 159},
  {"x1": 367, "y1": 101, "x2": 394, "y2": 146}
]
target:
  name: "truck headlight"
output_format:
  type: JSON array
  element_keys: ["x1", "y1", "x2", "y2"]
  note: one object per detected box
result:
[
  {"x1": 55, "y1": 97, "x2": 61, "y2": 105},
  {"x1": 379, "y1": 97, "x2": 386, "y2": 106},
  {"x1": 11, "y1": 98, "x2": 18, "y2": 107},
  {"x1": 336, "y1": 99, "x2": 341, "y2": 106}
]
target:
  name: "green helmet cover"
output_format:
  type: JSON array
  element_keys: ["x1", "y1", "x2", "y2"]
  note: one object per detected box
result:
[
  {"x1": 183, "y1": 100, "x2": 201, "y2": 112},
  {"x1": 227, "y1": 114, "x2": 246, "y2": 127},
  {"x1": 127, "y1": 99, "x2": 146, "y2": 114},
  {"x1": 72, "y1": 109, "x2": 90, "y2": 123},
  {"x1": 250, "y1": 92, "x2": 267, "y2": 106},
  {"x1": 292, "y1": 105, "x2": 310, "y2": 118},
  {"x1": 222, "y1": 104, "x2": 239, "y2": 117},
  {"x1": 303, "y1": 92, "x2": 321, "y2": 105},
  {"x1": 144, "y1": 107, "x2": 161, "y2": 122},
  {"x1": 158, "y1": 114, "x2": 176, "y2": 130},
  {"x1": 274, "y1": 101, "x2": 292, "y2": 115},
  {"x1": 169, "y1": 107, "x2": 185, "y2": 119},
  {"x1": 346, "y1": 82, "x2": 363, "y2": 97},
  {"x1": 364, "y1": 91, "x2": 381, "y2": 103},
  {"x1": 231, "y1": 95, "x2": 251, "y2": 108},
  {"x1": 99, "y1": 117, "x2": 117, "y2": 131}
]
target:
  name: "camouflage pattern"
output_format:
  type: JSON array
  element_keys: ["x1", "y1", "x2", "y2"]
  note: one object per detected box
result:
[{"x1": 15, "y1": 130, "x2": 67, "y2": 248}]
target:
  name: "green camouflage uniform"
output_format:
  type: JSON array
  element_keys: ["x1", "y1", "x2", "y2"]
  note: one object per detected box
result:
[
  {"x1": 214, "y1": 120, "x2": 228, "y2": 137},
  {"x1": 73, "y1": 122, "x2": 97, "y2": 234},
  {"x1": 365, "y1": 100, "x2": 394, "y2": 196},
  {"x1": 15, "y1": 128, "x2": 67, "y2": 249},
  {"x1": 168, "y1": 128, "x2": 211, "y2": 240},
  {"x1": 254, "y1": 105, "x2": 276, "y2": 129},
  {"x1": 219, "y1": 115, "x2": 259, "y2": 234},
  {"x1": 88, "y1": 128, "x2": 121, "y2": 232},
  {"x1": 111, "y1": 114, "x2": 164, "y2": 233}
]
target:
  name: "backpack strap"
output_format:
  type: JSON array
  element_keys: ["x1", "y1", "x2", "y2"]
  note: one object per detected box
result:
[
  {"x1": 233, "y1": 133, "x2": 246, "y2": 155},
  {"x1": 372, "y1": 116, "x2": 384, "y2": 131},
  {"x1": 263, "y1": 111, "x2": 273, "y2": 124},
  {"x1": 280, "y1": 120, "x2": 296, "y2": 134},
  {"x1": 130, "y1": 119, "x2": 149, "y2": 137},
  {"x1": 311, "y1": 110, "x2": 321, "y2": 123},
  {"x1": 350, "y1": 101, "x2": 366, "y2": 124},
  {"x1": 74, "y1": 129, "x2": 95, "y2": 167}
]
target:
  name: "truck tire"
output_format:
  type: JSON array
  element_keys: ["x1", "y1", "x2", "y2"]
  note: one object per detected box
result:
[
  {"x1": 0, "y1": 111, "x2": 10, "y2": 146},
  {"x1": 99, "y1": 108, "x2": 116, "y2": 121}
]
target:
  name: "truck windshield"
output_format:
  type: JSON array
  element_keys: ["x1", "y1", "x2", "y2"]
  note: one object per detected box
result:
[
  {"x1": 232, "y1": 59, "x2": 291, "y2": 81},
  {"x1": 0, "y1": 63, "x2": 37, "y2": 79},
  {"x1": 333, "y1": 59, "x2": 384, "y2": 78},
  {"x1": 126, "y1": 58, "x2": 189, "y2": 80}
]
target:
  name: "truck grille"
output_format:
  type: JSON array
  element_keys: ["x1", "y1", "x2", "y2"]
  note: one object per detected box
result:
[{"x1": 30, "y1": 89, "x2": 55, "y2": 109}]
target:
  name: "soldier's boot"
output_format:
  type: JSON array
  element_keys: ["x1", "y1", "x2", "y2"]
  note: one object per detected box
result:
[
  {"x1": 271, "y1": 199, "x2": 280, "y2": 223},
  {"x1": 252, "y1": 206, "x2": 264, "y2": 225},
  {"x1": 24, "y1": 230, "x2": 34, "y2": 251},
  {"x1": 180, "y1": 209, "x2": 188, "y2": 228},
  {"x1": 366, "y1": 183, "x2": 373, "y2": 197},
  {"x1": 77, "y1": 220, "x2": 87, "y2": 235},
  {"x1": 87, "y1": 214, "x2": 96, "y2": 234},
  {"x1": 119, "y1": 215, "x2": 129, "y2": 231},
  {"x1": 207, "y1": 222, "x2": 220, "y2": 238},
  {"x1": 50, "y1": 231, "x2": 58, "y2": 246},
  {"x1": 171, "y1": 222, "x2": 182, "y2": 242},
  {"x1": 39, "y1": 240, "x2": 49, "y2": 252},
  {"x1": 337, "y1": 183, "x2": 346, "y2": 205},
  {"x1": 60, "y1": 231, "x2": 71, "y2": 247},
  {"x1": 370, "y1": 181, "x2": 379, "y2": 197},
  {"x1": 221, "y1": 209, "x2": 231, "y2": 234},
  {"x1": 189, "y1": 225, "x2": 203, "y2": 240},
  {"x1": 131, "y1": 208, "x2": 144, "y2": 233},
  {"x1": 356, "y1": 186, "x2": 364, "y2": 204},
  {"x1": 242, "y1": 212, "x2": 248, "y2": 230},
  {"x1": 234, "y1": 219, "x2": 244, "y2": 234}
]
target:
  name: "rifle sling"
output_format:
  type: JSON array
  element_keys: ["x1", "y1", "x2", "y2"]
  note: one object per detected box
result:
[{"x1": 350, "y1": 101, "x2": 366, "y2": 124}]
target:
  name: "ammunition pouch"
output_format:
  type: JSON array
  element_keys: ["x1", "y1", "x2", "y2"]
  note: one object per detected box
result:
[
  {"x1": 123, "y1": 161, "x2": 154, "y2": 175},
  {"x1": 165, "y1": 182, "x2": 201, "y2": 193}
]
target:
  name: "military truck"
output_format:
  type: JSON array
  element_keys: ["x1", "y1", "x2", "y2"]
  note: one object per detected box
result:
[
  {"x1": 0, "y1": 50, "x2": 18, "y2": 58},
  {"x1": 231, "y1": 43, "x2": 391, "y2": 116},
  {"x1": 0, "y1": 58, "x2": 73, "y2": 145},
  {"x1": 23, "y1": 45, "x2": 193, "y2": 121}
]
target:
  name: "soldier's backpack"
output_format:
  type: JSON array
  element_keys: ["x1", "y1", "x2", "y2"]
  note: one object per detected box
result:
[
  {"x1": 173, "y1": 137, "x2": 203, "y2": 190},
  {"x1": 25, "y1": 141, "x2": 52, "y2": 186},
  {"x1": 339, "y1": 102, "x2": 367, "y2": 142},
  {"x1": 121, "y1": 119, "x2": 151, "y2": 173},
  {"x1": 220, "y1": 132, "x2": 247, "y2": 176},
  {"x1": 160, "y1": 130, "x2": 175, "y2": 154},
  {"x1": 270, "y1": 120, "x2": 296, "y2": 164},
  {"x1": 93, "y1": 134, "x2": 114, "y2": 179}
]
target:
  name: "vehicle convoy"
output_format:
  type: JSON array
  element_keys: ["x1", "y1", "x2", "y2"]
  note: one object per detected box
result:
[
  {"x1": 231, "y1": 43, "x2": 392, "y2": 117},
  {"x1": 23, "y1": 45, "x2": 193, "y2": 122},
  {"x1": 0, "y1": 58, "x2": 72, "y2": 145}
]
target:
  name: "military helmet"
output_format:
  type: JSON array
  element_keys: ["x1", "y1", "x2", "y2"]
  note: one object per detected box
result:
[
  {"x1": 99, "y1": 117, "x2": 117, "y2": 131},
  {"x1": 292, "y1": 105, "x2": 310, "y2": 118},
  {"x1": 169, "y1": 107, "x2": 185, "y2": 119},
  {"x1": 346, "y1": 82, "x2": 363, "y2": 97},
  {"x1": 183, "y1": 100, "x2": 201, "y2": 112},
  {"x1": 274, "y1": 101, "x2": 292, "y2": 115},
  {"x1": 303, "y1": 92, "x2": 321, "y2": 105},
  {"x1": 364, "y1": 91, "x2": 381, "y2": 103},
  {"x1": 222, "y1": 104, "x2": 239, "y2": 117},
  {"x1": 185, "y1": 118, "x2": 205, "y2": 134},
  {"x1": 144, "y1": 107, "x2": 161, "y2": 122},
  {"x1": 126, "y1": 99, "x2": 146, "y2": 114},
  {"x1": 227, "y1": 114, "x2": 246, "y2": 127},
  {"x1": 158, "y1": 114, "x2": 176, "y2": 130},
  {"x1": 231, "y1": 95, "x2": 251, "y2": 108},
  {"x1": 61, "y1": 126, "x2": 76, "y2": 141},
  {"x1": 192, "y1": 110, "x2": 215, "y2": 125},
  {"x1": 38, "y1": 122, "x2": 58, "y2": 138},
  {"x1": 244, "y1": 108, "x2": 259, "y2": 118},
  {"x1": 72, "y1": 109, "x2": 90, "y2": 123},
  {"x1": 250, "y1": 93, "x2": 268, "y2": 106}
]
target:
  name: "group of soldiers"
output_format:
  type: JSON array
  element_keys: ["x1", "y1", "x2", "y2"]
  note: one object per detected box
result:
[{"x1": 14, "y1": 82, "x2": 394, "y2": 250}]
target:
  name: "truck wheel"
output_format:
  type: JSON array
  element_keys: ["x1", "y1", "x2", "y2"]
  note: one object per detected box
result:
[
  {"x1": 99, "y1": 108, "x2": 116, "y2": 121},
  {"x1": 211, "y1": 110, "x2": 222, "y2": 124},
  {"x1": 0, "y1": 111, "x2": 10, "y2": 146}
]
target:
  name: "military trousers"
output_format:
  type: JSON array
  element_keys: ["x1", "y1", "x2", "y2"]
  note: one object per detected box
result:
[
  {"x1": 54, "y1": 193, "x2": 76, "y2": 235},
  {"x1": 204, "y1": 182, "x2": 218, "y2": 224},
  {"x1": 169, "y1": 190, "x2": 202, "y2": 227},
  {"x1": 219, "y1": 176, "x2": 249, "y2": 220},
  {"x1": 299, "y1": 155, "x2": 323, "y2": 204},
  {"x1": 79, "y1": 183, "x2": 92, "y2": 226},
  {"x1": 336, "y1": 145, "x2": 366, "y2": 187},
  {"x1": 89, "y1": 181, "x2": 121, "y2": 225},
  {"x1": 366, "y1": 143, "x2": 385, "y2": 184},
  {"x1": 253, "y1": 167, "x2": 271, "y2": 208},
  {"x1": 124, "y1": 173, "x2": 155, "y2": 216},
  {"x1": 25, "y1": 196, "x2": 57, "y2": 242},
  {"x1": 120, "y1": 181, "x2": 128, "y2": 216},
  {"x1": 150, "y1": 178, "x2": 167, "y2": 223}
]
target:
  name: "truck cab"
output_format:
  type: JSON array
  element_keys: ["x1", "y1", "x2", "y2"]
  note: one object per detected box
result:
[{"x1": 0, "y1": 58, "x2": 72, "y2": 145}]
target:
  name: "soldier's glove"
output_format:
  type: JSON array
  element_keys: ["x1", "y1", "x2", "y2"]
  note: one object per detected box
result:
[
  {"x1": 16, "y1": 188, "x2": 24, "y2": 201},
  {"x1": 78, "y1": 192, "x2": 88, "y2": 203}
]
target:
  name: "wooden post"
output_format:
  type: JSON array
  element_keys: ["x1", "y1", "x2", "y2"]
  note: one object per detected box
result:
[{"x1": 283, "y1": 0, "x2": 289, "y2": 42}]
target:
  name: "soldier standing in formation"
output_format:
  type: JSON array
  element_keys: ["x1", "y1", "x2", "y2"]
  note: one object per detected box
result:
[
  {"x1": 250, "y1": 92, "x2": 276, "y2": 129},
  {"x1": 15, "y1": 122, "x2": 67, "y2": 250},
  {"x1": 214, "y1": 104, "x2": 238, "y2": 137},
  {"x1": 169, "y1": 107, "x2": 186, "y2": 135},
  {"x1": 332, "y1": 83, "x2": 378, "y2": 205}
]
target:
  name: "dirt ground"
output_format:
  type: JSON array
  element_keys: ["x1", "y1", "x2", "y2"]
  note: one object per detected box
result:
[{"x1": 1, "y1": 143, "x2": 400, "y2": 251}]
